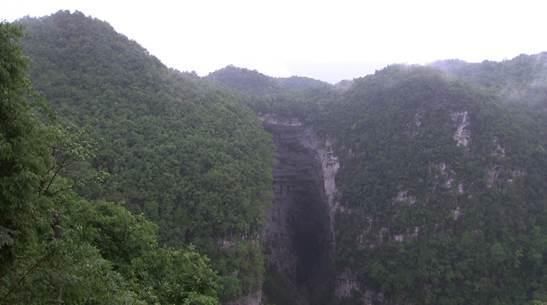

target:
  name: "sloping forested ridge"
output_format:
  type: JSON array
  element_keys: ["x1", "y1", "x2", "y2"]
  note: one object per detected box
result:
[
  {"x1": 4, "y1": 8, "x2": 547, "y2": 305},
  {"x1": 0, "y1": 22, "x2": 219, "y2": 305},
  {"x1": 3, "y1": 10, "x2": 274, "y2": 303},
  {"x1": 207, "y1": 65, "x2": 336, "y2": 122},
  {"x1": 432, "y1": 53, "x2": 547, "y2": 108},
  {"x1": 328, "y1": 66, "x2": 547, "y2": 305},
  {"x1": 212, "y1": 63, "x2": 547, "y2": 305}
]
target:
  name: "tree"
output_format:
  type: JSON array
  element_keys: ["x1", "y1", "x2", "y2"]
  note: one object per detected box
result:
[
  {"x1": 0, "y1": 21, "x2": 220, "y2": 305},
  {"x1": 0, "y1": 22, "x2": 52, "y2": 275}
]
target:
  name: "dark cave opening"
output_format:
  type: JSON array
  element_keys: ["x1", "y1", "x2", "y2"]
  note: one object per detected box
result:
[
  {"x1": 263, "y1": 118, "x2": 335, "y2": 305},
  {"x1": 292, "y1": 186, "x2": 331, "y2": 287}
]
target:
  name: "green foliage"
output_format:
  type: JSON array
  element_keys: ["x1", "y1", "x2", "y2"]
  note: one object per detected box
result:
[
  {"x1": 18, "y1": 10, "x2": 273, "y2": 300},
  {"x1": 6, "y1": 9, "x2": 547, "y2": 305},
  {"x1": 0, "y1": 22, "x2": 52, "y2": 276},
  {"x1": 209, "y1": 62, "x2": 547, "y2": 304},
  {"x1": 0, "y1": 21, "x2": 220, "y2": 305},
  {"x1": 206, "y1": 65, "x2": 336, "y2": 122},
  {"x1": 433, "y1": 54, "x2": 547, "y2": 107},
  {"x1": 132, "y1": 247, "x2": 219, "y2": 305},
  {"x1": 327, "y1": 66, "x2": 547, "y2": 305}
]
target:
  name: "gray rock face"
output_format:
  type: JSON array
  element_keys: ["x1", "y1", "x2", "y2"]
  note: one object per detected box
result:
[{"x1": 261, "y1": 115, "x2": 335, "y2": 305}]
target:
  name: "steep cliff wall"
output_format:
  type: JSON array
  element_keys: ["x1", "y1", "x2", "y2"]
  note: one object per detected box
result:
[{"x1": 261, "y1": 114, "x2": 337, "y2": 305}]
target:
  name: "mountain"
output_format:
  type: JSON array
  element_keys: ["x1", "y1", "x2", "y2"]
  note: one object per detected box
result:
[
  {"x1": 17, "y1": 10, "x2": 272, "y2": 302},
  {"x1": 1, "y1": 21, "x2": 221, "y2": 305},
  {"x1": 207, "y1": 65, "x2": 280, "y2": 96},
  {"x1": 327, "y1": 65, "x2": 547, "y2": 305},
  {"x1": 207, "y1": 65, "x2": 337, "y2": 125},
  {"x1": 432, "y1": 53, "x2": 547, "y2": 109},
  {"x1": 334, "y1": 79, "x2": 354, "y2": 91},
  {"x1": 278, "y1": 76, "x2": 332, "y2": 92},
  {"x1": 207, "y1": 65, "x2": 332, "y2": 97},
  {"x1": 5, "y1": 9, "x2": 547, "y2": 305},
  {"x1": 215, "y1": 63, "x2": 547, "y2": 305}
]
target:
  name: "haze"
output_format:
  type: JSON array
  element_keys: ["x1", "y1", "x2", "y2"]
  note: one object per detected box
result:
[{"x1": 4, "y1": 0, "x2": 547, "y2": 83}]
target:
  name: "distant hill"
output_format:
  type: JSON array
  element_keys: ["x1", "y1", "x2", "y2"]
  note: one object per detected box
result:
[
  {"x1": 333, "y1": 79, "x2": 354, "y2": 91},
  {"x1": 206, "y1": 65, "x2": 336, "y2": 123},
  {"x1": 207, "y1": 65, "x2": 279, "y2": 96},
  {"x1": 207, "y1": 65, "x2": 331, "y2": 96}
]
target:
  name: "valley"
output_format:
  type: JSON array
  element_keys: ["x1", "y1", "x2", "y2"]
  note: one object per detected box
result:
[{"x1": 1, "y1": 10, "x2": 547, "y2": 305}]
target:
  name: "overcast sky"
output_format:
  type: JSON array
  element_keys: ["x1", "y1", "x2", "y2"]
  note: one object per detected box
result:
[{"x1": 3, "y1": 0, "x2": 547, "y2": 83}]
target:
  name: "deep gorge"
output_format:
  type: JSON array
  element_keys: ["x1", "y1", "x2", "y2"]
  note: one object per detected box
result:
[
  {"x1": 262, "y1": 115, "x2": 336, "y2": 305},
  {"x1": 6, "y1": 10, "x2": 547, "y2": 305}
]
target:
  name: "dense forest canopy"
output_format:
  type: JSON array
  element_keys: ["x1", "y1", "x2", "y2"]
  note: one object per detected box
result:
[
  {"x1": 328, "y1": 66, "x2": 547, "y2": 305},
  {"x1": 0, "y1": 21, "x2": 220, "y2": 305},
  {"x1": 6, "y1": 10, "x2": 274, "y2": 303},
  {"x1": 207, "y1": 65, "x2": 336, "y2": 123},
  {"x1": 432, "y1": 53, "x2": 547, "y2": 109},
  {"x1": 208, "y1": 59, "x2": 547, "y2": 305},
  {"x1": 2, "y1": 9, "x2": 547, "y2": 305}
]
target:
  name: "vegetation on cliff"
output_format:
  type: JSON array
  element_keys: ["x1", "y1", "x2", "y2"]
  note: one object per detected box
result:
[
  {"x1": 3, "y1": 8, "x2": 547, "y2": 305},
  {"x1": 7, "y1": 10, "x2": 274, "y2": 302},
  {"x1": 329, "y1": 66, "x2": 547, "y2": 305},
  {"x1": 215, "y1": 63, "x2": 547, "y2": 305},
  {"x1": 0, "y1": 22, "x2": 219, "y2": 305}
]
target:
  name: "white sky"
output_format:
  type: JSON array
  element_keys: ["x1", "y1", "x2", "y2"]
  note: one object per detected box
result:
[{"x1": 3, "y1": 0, "x2": 547, "y2": 83}]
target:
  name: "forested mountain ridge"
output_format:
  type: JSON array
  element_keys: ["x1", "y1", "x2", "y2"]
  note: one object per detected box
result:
[
  {"x1": 432, "y1": 53, "x2": 547, "y2": 108},
  {"x1": 3, "y1": 8, "x2": 547, "y2": 305},
  {"x1": 206, "y1": 66, "x2": 337, "y2": 126},
  {"x1": 207, "y1": 65, "x2": 332, "y2": 97},
  {"x1": 0, "y1": 22, "x2": 220, "y2": 305},
  {"x1": 328, "y1": 65, "x2": 547, "y2": 305},
  {"x1": 213, "y1": 63, "x2": 547, "y2": 305},
  {"x1": 15, "y1": 10, "x2": 273, "y2": 302}
]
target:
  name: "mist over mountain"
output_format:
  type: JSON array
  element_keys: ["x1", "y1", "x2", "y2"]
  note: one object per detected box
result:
[
  {"x1": 2, "y1": 9, "x2": 547, "y2": 305},
  {"x1": 432, "y1": 53, "x2": 547, "y2": 108},
  {"x1": 216, "y1": 61, "x2": 547, "y2": 305}
]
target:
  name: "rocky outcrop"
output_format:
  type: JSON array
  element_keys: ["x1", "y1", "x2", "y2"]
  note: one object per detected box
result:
[
  {"x1": 451, "y1": 111, "x2": 470, "y2": 147},
  {"x1": 300, "y1": 129, "x2": 340, "y2": 244}
]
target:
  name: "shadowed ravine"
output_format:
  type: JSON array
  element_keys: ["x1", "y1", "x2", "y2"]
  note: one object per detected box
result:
[{"x1": 262, "y1": 116, "x2": 335, "y2": 305}]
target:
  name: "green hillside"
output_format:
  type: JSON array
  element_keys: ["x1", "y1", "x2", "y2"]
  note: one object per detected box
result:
[
  {"x1": 207, "y1": 65, "x2": 335, "y2": 121},
  {"x1": 432, "y1": 53, "x2": 547, "y2": 108},
  {"x1": 328, "y1": 65, "x2": 547, "y2": 305},
  {"x1": 17, "y1": 10, "x2": 273, "y2": 302},
  {"x1": 3, "y1": 9, "x2": 547, "y2": 305},
  {"x1": 0, "y1": 22, "x2": 221, "y2": 305},
  {"x1": 213, "y1": 63, "x2": 547, "y2": 304}
]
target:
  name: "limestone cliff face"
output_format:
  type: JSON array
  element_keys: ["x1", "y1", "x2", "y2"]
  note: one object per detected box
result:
[
  {"x1": 329, "y1": 105, "x2": 533, "y2": 305},
  {"x1": 258, "y1": 107, "x2": 530, "y2": 305},
  {"x1": 261, "y1": 114, "x2": 336, "y2": 305},
  {"x1": 213, "y1": 64, "x2": 547, "y2": 305},
  {"x1": 300, "y1": 129, "x2": 341, "y2": 241}
]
